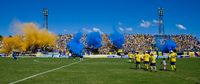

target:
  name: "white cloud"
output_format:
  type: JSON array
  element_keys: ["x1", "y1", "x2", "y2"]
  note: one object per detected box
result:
[
  {"x1": 82, "y1": 27, "x2": 103, "y2": 34},
  {"x1": 140, "y1": 20, "x2": 151, "y2": 28},
  {"x1": 126, "y1": 27, "x2": 133, "y2": 31},
  {"x1": 93, "y1": 27, "x2": 100, "y2": 32},
  {"x1": 153, "y1": 19, "x2": 159, "y2": 24},
  {"x1": 119, "y1": 27, "x2": 124, "y2": 31},
  {"x1": 82, "y1": 28, "x2": 92, "y2": 33},
  {"x1": 176, "y1": 24, "x2": 186, "y2": 30},
  {"x1": 93, "y1": 27, "x2": 103, "y2": 34}
]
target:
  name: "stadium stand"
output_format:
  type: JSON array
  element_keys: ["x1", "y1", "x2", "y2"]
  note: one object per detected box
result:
[{"x1": 56, "y1": 34, "x2": 200, "y2": 54}]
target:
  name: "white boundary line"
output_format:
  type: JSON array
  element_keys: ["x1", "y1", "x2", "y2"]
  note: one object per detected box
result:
[{"x1": 9, "y1": 61, "x2": 81, "y2": 84}]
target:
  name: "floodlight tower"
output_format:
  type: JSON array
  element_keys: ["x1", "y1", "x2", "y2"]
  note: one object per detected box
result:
[
  {"x1": 158, "y1": 7, "x2": 164, "y2": 35},
  {"x1": 43, "y1": 8, "x2": 48, "y2": 30}
]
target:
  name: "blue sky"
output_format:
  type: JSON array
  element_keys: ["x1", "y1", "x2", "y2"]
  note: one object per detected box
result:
[{"x1": 0, "y1": 0, "x2": 200, "y2": 38}]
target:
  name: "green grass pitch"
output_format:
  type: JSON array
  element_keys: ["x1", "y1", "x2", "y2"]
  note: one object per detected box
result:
[{"x1": 0, "y1": 57, "x2": 200, "y2": 84}]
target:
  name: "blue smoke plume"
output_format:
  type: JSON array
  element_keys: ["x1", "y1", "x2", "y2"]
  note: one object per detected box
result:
[
  {"x1": 86, "y1": 31, "x2": 102, "y2": 49},
  {"x1": 155, "y1": 37, "x2": 165, "y2": 51},
  {"x1": 109, "y1": 29, "x2": 125, "y2": 49},
  {"x1": 67, "y1": 32, "x2": 84, "y2": 56},
  {"x1": 155, "y1": 37, "x2": 176, "y2": 52},
  {"x1": 164, "y1": 39, "x2": 176, "y2": 51}
]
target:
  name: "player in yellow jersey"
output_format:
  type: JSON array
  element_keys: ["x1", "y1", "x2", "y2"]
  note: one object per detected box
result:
[
  {"x1": 143, "y1": 51, "x2": 150, "y2": 70},
  {"x1": 169, "y1": 50, "x2": 177, "y2": 71},
  {"x1": 150, "y1": 53, "x2": 157, "y2": 72},
  {"x1": 128, "y1": 52, "x2": 133, "y2": 63},
  {"x1": 135, "y1": 51, "x2": 141, "y2": 69}
]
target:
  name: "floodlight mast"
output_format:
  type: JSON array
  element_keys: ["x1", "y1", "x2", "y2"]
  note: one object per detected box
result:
[
  {"x1": 43, "y1": 8, "x2": 48, "y2": 30},
  {"x1": 158, "y1": 7, "x2": 164, "y2": 35}
]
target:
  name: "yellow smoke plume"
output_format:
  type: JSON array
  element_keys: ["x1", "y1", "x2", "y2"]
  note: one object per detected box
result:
[
  {"x1": 1, "y1": 22, "x2": 56, "y2": 54},
  {"x1": 1, "y1": 35, "x2": 25, "y2": 53}
]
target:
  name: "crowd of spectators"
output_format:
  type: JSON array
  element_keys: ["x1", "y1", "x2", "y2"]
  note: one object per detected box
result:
[
  {"x1": 0, "y1": 34, "x2": 199, "y2": 54},
  {"x1": 124, "y1": 34, "x2": 154, "y2": 53},
  {"x1": 56, "y1": 34, "x2": 200, "y2": 54},
  {"x1": 0, "y1": 41, "x2": 2, "y2": 50},
  {"x1": 171, "y1": 34, "x2": 200, "y2": 52}
]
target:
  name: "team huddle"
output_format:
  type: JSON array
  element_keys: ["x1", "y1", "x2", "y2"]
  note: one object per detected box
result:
[{"x1": 128, "y1": 50, "x2": 177, "y2": 72}]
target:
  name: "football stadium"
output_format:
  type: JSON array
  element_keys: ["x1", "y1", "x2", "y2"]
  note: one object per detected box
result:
[{"x1": 0, "y1": 0, "x2": 200, "y2": 84}]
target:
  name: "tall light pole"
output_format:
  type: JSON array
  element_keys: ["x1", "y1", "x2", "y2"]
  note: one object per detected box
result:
[
  {"x1": 43, "y1": 8, "x2": 48, "y2": 30},
  {"x1": 158, "y1": 7, "x2": 164, "y2": 35}
]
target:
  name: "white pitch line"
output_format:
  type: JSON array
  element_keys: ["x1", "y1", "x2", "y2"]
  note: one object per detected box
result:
[{"x1": 9, "y1": 61, "x2": 81, "y2": 84}]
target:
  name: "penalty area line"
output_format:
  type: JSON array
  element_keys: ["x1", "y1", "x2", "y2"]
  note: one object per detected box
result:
[{"x1": 9, "y1": 61, "x2": 81, "y2": 84}]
